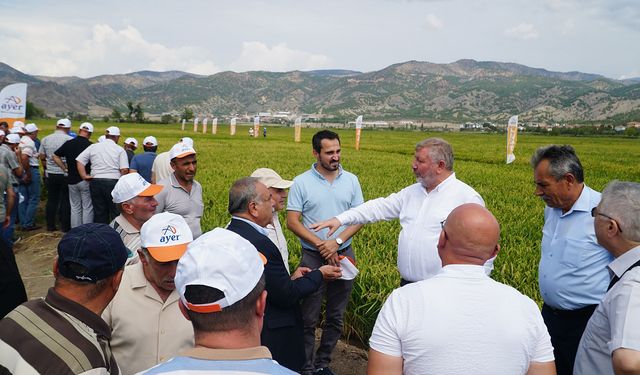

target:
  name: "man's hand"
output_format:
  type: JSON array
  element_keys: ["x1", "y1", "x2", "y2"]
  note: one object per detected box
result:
[
  {"x1": 317, "y1": 239, "x2": 340, "y2": 259},
  {"x1": 309, "y1": 217, "x2": 341, "y2": 237},
  {"x1": 327, "y1": 253, "x2": 340, "y2": 267},
  {"x1": 291, "y1": 266, "x2": 311, "y2": 280},
  {"x1": 82, "y1": 175, "x2": 93, "y2": 180},
  {"x1": 318, "y1": 265, "x2": 342, "y2": 281},
  {"x1": 3, "y1": 216, "x2": 10, "y2": 229}
]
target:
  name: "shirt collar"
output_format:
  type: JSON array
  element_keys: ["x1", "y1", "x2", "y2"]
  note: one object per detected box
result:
[
  {"x1": 45, "y1": 287, "x2": 111, "y2": 339},
  {"x1": 437, "y1": 264, "x2": 488, "y2": 279},
  {"x1": 608, "y1": 245, "x2": 640, "y2": 278},
  {"x1": 182, "y1": 346, "x2": 272, "y2": 361},
  {"x1": 114, "y1": 215, "x2": 140, "y2": 234},
  {"x1": 428, "y1": 172, "x2": 457, "y2": 194},
  {"x1": 232, "y1": 216, "x2": 269, "y2": 236},
  {"x1": 310, "y1": 162, "x2": 343, "y2": 181},
  {"x1": 561, "y1": 184, "x2": 591, "y2": 216},
  {"x1": 129, "y1": 261, "x2": 180, "y2": 304}
]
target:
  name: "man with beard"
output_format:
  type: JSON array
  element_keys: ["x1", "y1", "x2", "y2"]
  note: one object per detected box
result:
[
  {"x1": 287, "y1": 130, "x2": 364, "y2": 375},
  {"x1": 154, "y1": 142, "x2": 203, "y2": 238},
  {"x1": 312, "y1": 138, "x2": 487, "y2": 286}
]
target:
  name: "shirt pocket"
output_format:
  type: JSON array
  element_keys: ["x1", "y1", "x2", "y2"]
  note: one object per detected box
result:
[{"x1": 561, "y1": 237, "x2": 591, "y2": 268}]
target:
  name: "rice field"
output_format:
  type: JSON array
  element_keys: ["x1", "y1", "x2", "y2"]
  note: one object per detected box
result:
[{"x1": 33, "y1": 120, "x2": 640, "y2": 345}]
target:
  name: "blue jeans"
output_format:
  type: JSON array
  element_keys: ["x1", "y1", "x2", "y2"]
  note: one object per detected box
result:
[{"x1": 18, "y1": 167, "x2": 41, "y2": 228}]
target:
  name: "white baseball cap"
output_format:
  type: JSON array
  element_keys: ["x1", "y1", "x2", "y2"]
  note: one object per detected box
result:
[
  {"x1": 140, "y1": 212, "x2": 193, "y2": 262},
  {"x1": 6, "y1": 134, "x2": 21, "y2": 144},
  {"x1": 143, "y1": 136, "x2": 158, "y2": 146},
  {"x1": 111, "y1": 172, "x2": 163, "y2": 204},
  {"x1": 169, "y1": 142, "x2": 196, "y2": 160},
  {"x1": 79, "y1": 122, "x2": 94, "y2": 133},
  {"x1": 250, "y1": 168, "x2": 294, "y2": 189},
  {"x1": 0, "y1": 130, "x2": 5, "y2": 137},
  {"x1": 179, "y1": 137, "x2": 194, "y2": 148},
  {"x1": 12, "y1": 121, "x2": 24, "y2": 128},
  {"x1": 97, "y1": 135, "x2": 106, "y2": 143},
  {"x1": 105, "y1": 126, "x2": 120, "y2": 136},
  {"x1": 10, "y1": 126, "x2": 24, "y2": 134},
  {"x1": 57, "y1": 118, "x2": 72, "y2": 128},
  {"x1": 176, "y1": 228, "x2": 266, "y2": 313},
  {"x1": 25, "y1": 123, "x2": 38, "y2": 133},
  {"x1": 125, "y1": 137, "x2": 138, "y2": 147}
]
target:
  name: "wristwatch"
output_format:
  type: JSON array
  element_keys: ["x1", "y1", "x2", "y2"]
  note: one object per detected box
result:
[{"x1": 335, "y1": 237, "x2": 344, "y2": 245}]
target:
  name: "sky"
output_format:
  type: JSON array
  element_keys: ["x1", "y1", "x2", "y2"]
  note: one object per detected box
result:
[{"x1": 1, "y1": 0, "x2": 638, "y2": 79}]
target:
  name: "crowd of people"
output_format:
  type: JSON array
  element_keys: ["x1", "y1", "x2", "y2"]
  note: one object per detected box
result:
[{"x1": 0, "y1": 122, "x2": 638, "y2": 375}]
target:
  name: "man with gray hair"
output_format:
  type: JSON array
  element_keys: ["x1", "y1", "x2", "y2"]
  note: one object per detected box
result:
[
  {"x1": 574, "y1": 181, "x2": 640, "y2": 374},
  {"x1": 531, "y1": 144, "x2": 612, "y2": 375},
  {"x1": 312, "y1": 137, "x2": 487, "y2": 286},
  {"x1": 227, "y1": 177, "x2": 341, "y2": 372}
]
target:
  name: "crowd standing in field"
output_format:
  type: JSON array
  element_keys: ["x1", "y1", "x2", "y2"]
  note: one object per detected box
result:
[{"x1": 0, "y1": 120, "x2": 638, "y2": 375}]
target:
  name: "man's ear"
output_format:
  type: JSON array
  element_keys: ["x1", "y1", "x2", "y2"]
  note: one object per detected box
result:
[
  {"x1": 178, "y1": 300, "x2": 192, "y2": 321},
  {"x1": 256, "y1": 290, "x2": 267, "y2": 318},
  {"x1": 111, "y1": 269, "x2": 124, "y2": 293},
  {"x1": 490, "y1": 244, "x2": 501, "y2": 259},
  {"x1": 563, "y1": 173, "x2": 577, "y2": 188},
  {"x1": 53, "y1": 257, "x2": 60, "y2": 277}
]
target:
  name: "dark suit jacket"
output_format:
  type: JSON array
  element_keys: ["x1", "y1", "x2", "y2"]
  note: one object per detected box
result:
[{"x1": 227, "y1": 218, "x2": 323, "y2": 372}]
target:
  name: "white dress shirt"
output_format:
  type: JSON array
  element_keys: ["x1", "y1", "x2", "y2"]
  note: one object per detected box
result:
[
  {"x1": 370, "y1": 265, "x2": 554, "y2": 375},
  {"x1": 336, "y1": 173, "x2": 486, "y2": 281},
  {"x1": 266, "y1": 211, "x2": 290, "y2": 274},
  {"x1": 76, "y1": 138, "x2": 128, "y2": 179}
]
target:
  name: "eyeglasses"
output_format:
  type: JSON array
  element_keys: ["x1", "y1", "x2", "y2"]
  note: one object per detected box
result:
[{"x1": 591, "y1": 207, "x2": 623, "y2": 233}]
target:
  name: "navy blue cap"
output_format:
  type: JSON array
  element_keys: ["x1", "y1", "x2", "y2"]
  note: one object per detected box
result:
[{"x1": 57, "y1": 223, "x2": 128, "y2": 283}]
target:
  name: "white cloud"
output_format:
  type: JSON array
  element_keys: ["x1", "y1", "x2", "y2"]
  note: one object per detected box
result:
[
  {"x1": 0, "y1": 22, "x2": 220, "y2": 77},
  {"x1": 228, "y1": 42, "x2": 331, "y2": 72},
  {"x1": 425, "y1": 14, "x2": 444, "y2": 30},
  {"x1": 619, "y1": 70, "x2": 640, "y2": 80},
  {"x1": 504, "y1": 23, "x2": 540, "y2": 40}
]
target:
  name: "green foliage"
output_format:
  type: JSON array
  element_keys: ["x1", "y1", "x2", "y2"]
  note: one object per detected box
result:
[
  {"x1": 181, "y1": 107, "x2": 194, "y2": 121},
  {"x1": 33, "y1": 120, "x2": 637, "y2": 346},
  {"x1": 25, "y1": 101, "x2": 46, "y2": 119}
]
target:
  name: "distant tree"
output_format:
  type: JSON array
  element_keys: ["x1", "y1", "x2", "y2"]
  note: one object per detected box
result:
[
  {"x1": 25, "y1": 101, "x2": 46, "y2": 119},
  {"x1": 625, "y1": 126, "x2": 638, "y2": 137},
  {"x1": 133, "y1": 103, "x2": 145, "y2": 123},
  {"x1": 181, "y1": 107, "x2": 194, "y2": 121},
  {"x1": 126, "y1": 101, "x2": 135, "y2": 121},
  {"x1": 111, "y1": 108, "x2": 122, "y2": 122},
  {"x1": 102, "y1": 115, "x2": 110, "y2": 123},
  {"x1": 161, "y1": 114, "x2": 175, "y2": 124}
]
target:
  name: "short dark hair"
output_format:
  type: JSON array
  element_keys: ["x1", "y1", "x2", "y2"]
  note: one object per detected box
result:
[
  {"x1": 184, "y1": 275, "x2": 265, "y2": 332},
  {"x1": 228, "y1": 177, "x2": 261, "y2": 215},
  {"x1": 530, "y1": 145, "x2": 584, "y2": 183},
  {"x1": 143, "y1": 145, "x2": 158, "y2": 152},
  {"x1": 312, "y1": 130, "x2": 340, "y2": 153}
]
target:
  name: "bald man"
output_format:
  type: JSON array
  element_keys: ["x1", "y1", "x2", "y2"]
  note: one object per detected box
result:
[{"x1": 367, "y1": 204, "x2": 556, "y2": 375}]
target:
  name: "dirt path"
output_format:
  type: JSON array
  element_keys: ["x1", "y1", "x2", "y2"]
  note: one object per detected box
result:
[{"x1": 14, "y1": 231, "x2": 368, "y2": 375}]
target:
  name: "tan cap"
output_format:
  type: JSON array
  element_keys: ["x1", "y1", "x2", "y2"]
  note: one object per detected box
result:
[{"x1": 250, "y1": 168, "x2": 293, "y2": 189}]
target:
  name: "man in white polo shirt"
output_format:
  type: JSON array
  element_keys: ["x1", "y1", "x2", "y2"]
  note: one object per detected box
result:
[
  {"x1": 76, "y1": 126, "x2": 129, "y2": 224},
  {"x1": 103, "y1": 212, "x2": 194, "y2": 374},
  {"x1": 109, "y1": 172, "x2": 163, "y2": 264},
  {"x1": 368, "y1": 204, "x2": 555, "y2": 375},
  {"x1": 154, "y1": 142, "x2": 203, "y2": 238},
  {"x1": 312, "y1": 137, "x2": 487, "y2": 285}
]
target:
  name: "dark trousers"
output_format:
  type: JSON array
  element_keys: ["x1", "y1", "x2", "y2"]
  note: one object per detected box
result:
[
  {"x1": 0, "y1": 236, "x2": 27, "y2": 318},
  {"x1": 299, "y1": 246, "x2": 355, "y2": 374},
  {"x1": 542, "y1": 303, "x2": 597, "y2": 375},
  {"x1": 46, "y1": 173, "x2": 70, "y2": 232},
  {"x1": 89, "y1": 178, "x2": 118, "y2": 224}
]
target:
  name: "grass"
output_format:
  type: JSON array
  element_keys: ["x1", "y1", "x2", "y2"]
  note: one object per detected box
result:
[{"x1": 32, "y1": 119, "x2": 640, "y2": 345}]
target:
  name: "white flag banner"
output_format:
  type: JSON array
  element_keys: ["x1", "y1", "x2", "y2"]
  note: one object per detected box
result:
[
  {"x1": 253, "y1": 116, "x2": 260, "y2": 138},
  {"x1": 294, "y1": 117, "x2": 302, "y2": 142},
  {"x1": 0, "y1": 83, "x2": 27, "y2": 127},
  {"x1": 355, "y1": 115, "x2": 363, "y2": 150},
  {"x1": 230, "y1": 117, "x2": 237, "y2": 135},
  {"x1": 181, "y1": 118, "x2": 186, "y2": 131},
  {"x1": 193, "y1": 116, "x2": 200, "y2": 132},
  {"x1": 202, "y1": 117, "x2": 208, "y2": 134},
  {"x1": 506, "y1": 115, "x2": 518, "y2": 164},
  {"x1": 211, "y1": 117, "x2": 218, "y2": 134}
]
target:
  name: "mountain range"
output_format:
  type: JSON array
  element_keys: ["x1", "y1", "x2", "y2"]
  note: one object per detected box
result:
[{"x1": 1, "y1": 60, "x2": 639, "y2": 124}]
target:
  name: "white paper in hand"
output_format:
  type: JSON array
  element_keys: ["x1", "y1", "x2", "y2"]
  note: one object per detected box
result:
[{"x1": 339, "y1": 256, "x2": 359, "y2": 280}]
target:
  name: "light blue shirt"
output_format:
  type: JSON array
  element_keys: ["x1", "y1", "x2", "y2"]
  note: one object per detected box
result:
[
  {"x1": 287, "y1": 163, "x2": 364, "y2": 251},
  {"x1": 538, "y1": 184, "x2": 613, "y2": 310},
  {"x1": 231, "y1": 216, "x2": 269, "y2": 236}
]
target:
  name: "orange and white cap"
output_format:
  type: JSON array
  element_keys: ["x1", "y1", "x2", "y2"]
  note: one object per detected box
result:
[
  {"x1": 176, "y1": 228, "x2": 266, "y2": 313},
  {"x1": 169, "y1": 142, "x2": 196, "y2": 160},
  {"x1": 140, "y1": 212, "x2": 192, "y2": 262},
  {"x1": 111, "y1": 172, "x2": 163, "y2": 203}
]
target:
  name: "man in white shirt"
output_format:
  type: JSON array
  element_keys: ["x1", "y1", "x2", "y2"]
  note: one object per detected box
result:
[
  {"x1": 251, "y1": 167, "x2": 294, "y2": 273},
  {"x1": 574, "y1": 181, "x2": 640, "y2": 375},
  {"x1": 312, "y1": 137, "x2": 486, "y2": 285},
  {"x1": 76, "y1": 126, "x2": 129, "y2": 224},
  {"x1": 368, "y1": 203, "x2": 556, "y2": 375}
]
